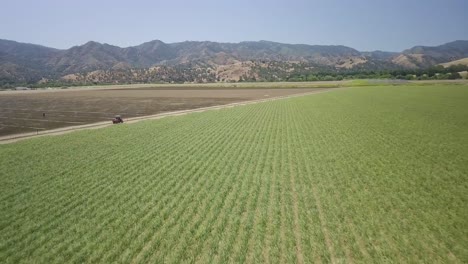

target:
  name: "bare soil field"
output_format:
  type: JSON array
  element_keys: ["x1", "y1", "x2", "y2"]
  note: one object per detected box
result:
[{"x1": 0, "y1": 87, "x2": 329, "y2": 137}]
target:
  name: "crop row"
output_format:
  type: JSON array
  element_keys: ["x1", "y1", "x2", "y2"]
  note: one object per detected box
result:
[{"x1": 0, "y1": 85, "x2": 467, "y2": 263}]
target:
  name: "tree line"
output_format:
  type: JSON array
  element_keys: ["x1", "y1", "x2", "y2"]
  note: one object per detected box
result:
[{"x1": 284, "y1": 64, "x2": 468, "y2": 82}]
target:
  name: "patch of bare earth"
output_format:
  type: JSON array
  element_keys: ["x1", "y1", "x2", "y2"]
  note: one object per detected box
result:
[
  {"x1": 0, "y1": 88, "x2": 336, "y2": 142},
  {"x1": 440, "y1": 57, "x2": 468, "y2": 67},
  {"x1": 215, "y1": 62, "x2": 255, "y2": 82},
  {"x1": 335, "y1": 57, "x2": 367, "y2": 69}
]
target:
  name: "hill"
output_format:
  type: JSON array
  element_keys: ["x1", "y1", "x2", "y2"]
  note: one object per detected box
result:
[
  {"x1": 1, "y1": 39, "x2": 468, "y2": 86},
  {"x1": 439, "y1": 57, "x2": 468, "y2": 67},
  {"x1": 393, "y1": 41, "x2": 468, "y2": 69}
]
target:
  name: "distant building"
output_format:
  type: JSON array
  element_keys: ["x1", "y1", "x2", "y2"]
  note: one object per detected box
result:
[{"x1": 15, "y1": 87, "x2": 31, "y2": 90}]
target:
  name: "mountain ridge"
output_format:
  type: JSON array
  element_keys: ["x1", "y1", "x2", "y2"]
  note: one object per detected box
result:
[{"x1": 1, "y1": 39, "x2": 468, "y2": 85}]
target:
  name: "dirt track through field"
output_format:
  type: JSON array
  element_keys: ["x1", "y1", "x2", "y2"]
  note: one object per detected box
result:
[{"x1": 0, "y1": 88, "x2": 338, "y2": 144}]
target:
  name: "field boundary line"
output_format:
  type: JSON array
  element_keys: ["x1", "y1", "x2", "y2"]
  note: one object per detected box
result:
[{"x1": 0, "y1": 88, "x2": 342, "y2": 144}]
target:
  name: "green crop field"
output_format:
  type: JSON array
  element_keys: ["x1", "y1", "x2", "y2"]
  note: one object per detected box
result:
[{"x1": 1, "y1": 85, "x2": 467, "y2": 263}]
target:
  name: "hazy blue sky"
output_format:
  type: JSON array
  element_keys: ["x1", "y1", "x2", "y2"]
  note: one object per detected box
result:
[{"x1": 1, "y1": 0, "x2": 467, "y2": 51}]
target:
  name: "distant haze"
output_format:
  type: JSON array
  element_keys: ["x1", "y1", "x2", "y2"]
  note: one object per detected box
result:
[{"x1": 0, "y1": 0, "x2": 467, "y2": 52}]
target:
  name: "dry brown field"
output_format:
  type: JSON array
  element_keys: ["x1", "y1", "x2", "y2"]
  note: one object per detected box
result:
[{"x1": 0, "y1": 87, "x2": 328, "y2": 137}]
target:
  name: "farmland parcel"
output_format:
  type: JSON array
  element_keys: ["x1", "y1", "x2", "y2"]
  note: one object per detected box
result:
[
  {"x1": 0, "y1": 85, "x2": 467, "y2": 263},
  {"x1": 0, "y1": 87, "x2": 327, "y2": 137}
]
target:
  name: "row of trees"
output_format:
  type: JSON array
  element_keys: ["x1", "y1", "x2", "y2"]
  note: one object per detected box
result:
[{"x1": 284, "y1": 64, "x2": 468, "y2": 82}]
